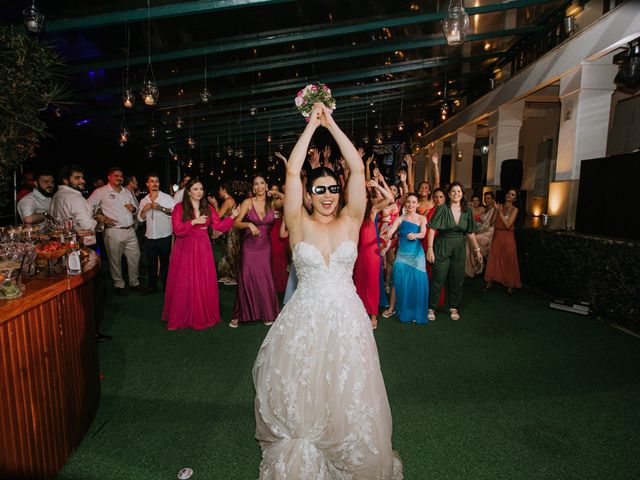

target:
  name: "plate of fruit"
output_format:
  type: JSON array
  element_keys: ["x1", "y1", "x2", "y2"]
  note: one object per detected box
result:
[{"x1": 35, "y1": 241, "x2": 70, "y2": 260}]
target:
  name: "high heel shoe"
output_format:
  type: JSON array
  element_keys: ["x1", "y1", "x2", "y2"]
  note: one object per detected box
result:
[
  {"x1": 382, "y1": 309, "x2": 396, "y2": 319},
  {"x1": 450, "y1": 309, "x2": 460, "y2": 321},
  {"x1": 428, "y1": 310, "x2": 435, "y2": 321}
]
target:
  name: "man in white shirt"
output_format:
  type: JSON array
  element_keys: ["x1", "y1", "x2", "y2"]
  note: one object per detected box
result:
[
  {"x1": 50, "y1": 164, "x2": 111, "y2": 342},
  {"x1": 137, "y1": 173, "x2": 176, "y2": 295},
  {"x1": 50, "y1": 165, "x2": 97, "y2": 246},
  {"x1": 172, "y1": 174, "x2": 191, "y2": 203},
  {"x1": 17, "y1": 170, "x2": 54, "y2": 224},
  {"x1": 89, "y1": 167, "x2": 141, "y2": 295}
]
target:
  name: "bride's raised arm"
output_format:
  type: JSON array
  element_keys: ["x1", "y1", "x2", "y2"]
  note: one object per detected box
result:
[
  {"x1": 284, "y1": 103, "x2": 322, "y2": 240},
  {"x1": 320, "y1": 104, "x2": 366, "y2": 226}
]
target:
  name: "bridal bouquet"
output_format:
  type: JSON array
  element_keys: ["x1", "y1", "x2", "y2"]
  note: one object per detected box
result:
[{"x1": 294, "y1": 83, "x2": 336, "y2": 120}]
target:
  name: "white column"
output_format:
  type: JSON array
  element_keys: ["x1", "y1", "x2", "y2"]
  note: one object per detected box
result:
[
  {"x1": 550, "y1": 61, "x2": 618, "y2": 229},
  {"x1": 486, "y1": 100, "x2": 524, "y2": 188},
  {"x1": 451, "y1": 126, "x2": 476, "y2": 190},
  {"x1": 556, "y1": 62, "x2": 618, "y2": 181}
]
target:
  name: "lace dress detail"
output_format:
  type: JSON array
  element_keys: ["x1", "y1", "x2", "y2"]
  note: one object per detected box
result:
[{"x1": 253, "y1": 241, "x2": 403, "y2": 479}]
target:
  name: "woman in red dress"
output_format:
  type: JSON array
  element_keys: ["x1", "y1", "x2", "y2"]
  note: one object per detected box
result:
[
  {"x1": 484, "y1": 189, "x2": 522, "y2": 295},
  {"x1": 353, "y1": 180, "x2": 393, "y2": 329},
  {"x1": 163, "y1": 179, "x2": 237, "y2": 330}
]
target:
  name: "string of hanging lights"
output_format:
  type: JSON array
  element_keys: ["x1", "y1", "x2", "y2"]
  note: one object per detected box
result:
[{"x1": 141, "y1": 0, "x2": 159, "y2": 105}]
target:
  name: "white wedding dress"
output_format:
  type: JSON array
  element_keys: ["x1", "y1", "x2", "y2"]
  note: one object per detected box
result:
[{"x1": 253, "y1": 241, "x2": 403, "y2": 479}]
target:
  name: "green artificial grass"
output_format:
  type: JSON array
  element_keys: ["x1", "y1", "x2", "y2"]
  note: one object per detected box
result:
[{"x1": 56, "y1": 274, "x2": 640, "y2": 479}]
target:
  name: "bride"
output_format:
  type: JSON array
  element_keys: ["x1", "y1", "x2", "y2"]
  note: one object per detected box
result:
[{"x1": 253, "y1": 103, "x2": 403, "y2": 479}]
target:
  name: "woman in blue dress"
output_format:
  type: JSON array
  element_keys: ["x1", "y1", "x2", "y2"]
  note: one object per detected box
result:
[{"x1": 381, "y1": 193, "x2": 429, "y2": 324}]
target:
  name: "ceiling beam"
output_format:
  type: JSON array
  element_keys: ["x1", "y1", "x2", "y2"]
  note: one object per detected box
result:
[
  {"x1": 69, "y1": 0, "x2": 558, "y2": 73},
  {"x1": 80, "y1": 24, "x2": 520, "y2": 99},
  {"x1": 47, "y1": 0, "x2": 297, "y2": 33}
]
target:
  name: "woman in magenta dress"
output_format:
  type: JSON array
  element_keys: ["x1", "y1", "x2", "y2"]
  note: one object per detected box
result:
[
  {"x1": 230, "y1": 175, "x2": 283, "y2": 327},
  {"x1": 163, "y1": 178, "x2": 237, "y2": 330},
  {"x1": 353, "y1": 180, "x2": 393, "y2": 329},
  {"x1": 268, "y1": 185, "x2": 289, "y2": 293}
]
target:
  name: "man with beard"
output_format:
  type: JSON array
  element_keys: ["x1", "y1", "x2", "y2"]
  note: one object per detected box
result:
[
  {"x1": 137, "y1": 173, "x2": 175, "y2": 295},
  {"x1": 17, "y1": 170, "x2": 54, "y2": 224},
  {"x1": 89, "y1": 167, "x2": 141, "y2": 296},
  {"x1": 50, "y1": 164, "x2": 112, "y2": 342}
]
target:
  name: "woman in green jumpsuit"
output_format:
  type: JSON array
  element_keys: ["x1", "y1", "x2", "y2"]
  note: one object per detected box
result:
[{"x1": 425, "y1": 182, "x2": 483, "y2": 321}]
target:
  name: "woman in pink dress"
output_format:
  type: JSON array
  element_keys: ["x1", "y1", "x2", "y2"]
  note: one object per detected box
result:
[
  {"x1": 484, "y1": 189, "x2": 522, "y2": 295},
  {"x1": 162, "y1": 178, "x2": 237, "y2": 330},
  {"x1": 353, "y1": 180, "x2": 393, "y2": 329},
  {"x1": 230, "y1": 175, "x2": 283, "y2": 327},
  {"x1": 268, "y1": 185, "x2": 289, "y2": 293}
]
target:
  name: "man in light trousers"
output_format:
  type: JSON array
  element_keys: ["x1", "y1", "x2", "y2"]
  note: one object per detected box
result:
[{"x1": 89, "y1": 166, "x2": 141, "y2": 295}]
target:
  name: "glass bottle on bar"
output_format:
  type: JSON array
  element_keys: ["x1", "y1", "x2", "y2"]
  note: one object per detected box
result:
[{"x1": 67, "y1": 233, "x2": 82, "y2": 275}]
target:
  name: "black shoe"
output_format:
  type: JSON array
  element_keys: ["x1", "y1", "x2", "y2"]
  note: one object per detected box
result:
[
  {"x1": 142, "y1": 287, "x2": 158, "y2": 295},
  {"x1": 115, "y1": 287, "x2": 128, "y2": 296},
  {"x1": 97, "y1": 333, "x2": 113, "y2": 342},
  {"x1": 129, "y1": 285, "x2": 142, "y2": 292}
]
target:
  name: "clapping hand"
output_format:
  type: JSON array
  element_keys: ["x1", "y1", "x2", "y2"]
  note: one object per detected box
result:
[
  {"x1": 404, "y1": 154, "x2": 413, "y2": 166},
  {"x1": 248, "y1": 223, "x2": 260, "y2": 236},
  {"x1": 431, "y1": 152, "x2": 439, "y2": 165},
  {"x1": 275, "y1": 151, "x2": 288, "y2": 166},
  {"x1": 398, "y1": 170, "x2": 407, "y2": 183},
  {"x1": 322, "y1": 145, "x2": 332, "y2": 167},
  {"x1": 230, "y1": 206, "x2": 241, "y2": 218},
  {"x1": 192, "y1": 215, "x2": 208, "y2": 225},
  {"x1": 207, "y1": 195, "x2": 218, "y2": 208},
  {"x1": 366, "y1": 179, "x2": 378, "y2": 189},
  {"x1": 309, "y1": 148, "x2": 321, "y2": 169}
]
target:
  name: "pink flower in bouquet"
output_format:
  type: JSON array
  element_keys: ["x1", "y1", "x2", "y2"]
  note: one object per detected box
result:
[{"x1": 294, "y1": 95, "x2": 304, "y2": 107}]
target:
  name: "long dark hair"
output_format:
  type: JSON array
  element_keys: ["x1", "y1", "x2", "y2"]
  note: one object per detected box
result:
[
  {"x1": 446, "y1": 181, "x2": 468, "y2": 212},
  {"x1": 181, "y1": 178, "x2": 210, "y2": 221}
]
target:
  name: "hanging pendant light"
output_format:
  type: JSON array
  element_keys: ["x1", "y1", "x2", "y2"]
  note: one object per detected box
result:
[
  {"x1": 200, "y1": 55, "x2": 212, "y2": 103},
  {"x1": 119, "y1": 128, "x2": 129, "y2": 145},
  {"x1": 122, "y1": 25, "x2": 135, "y2": 108},
  {"x1": 141, "y1": 0, "x2": 159, "y2": 105},
  {"x1": 442, "y1": 0, "x2": 470, "y2": 46},
  {"x1": 23, "y1": 1, "x2": 45, "y2": 33},
  {"x1": 200, "y1": 87, "x2": 212, "y2": 104},
  {"x1": 122, "y1": 89, "x2": 135, "y2": 109},
  {"x1": 440, "y1": 102, "x2": 450, "y2": 120},
  {"x1": 142, "y1": 80, "x2": 159, "y2": 106}
]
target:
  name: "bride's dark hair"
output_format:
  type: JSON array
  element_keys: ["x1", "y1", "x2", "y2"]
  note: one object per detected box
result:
[{"x1": 306, "y1": 167, "x2": 341, "y2": 194}]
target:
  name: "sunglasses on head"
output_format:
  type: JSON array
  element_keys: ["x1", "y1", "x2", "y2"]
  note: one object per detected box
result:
[{"x1": 311, "y1": 184, "x2": 342, "y2": 195}]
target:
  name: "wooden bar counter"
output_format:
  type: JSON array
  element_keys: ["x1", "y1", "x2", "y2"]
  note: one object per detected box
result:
[{"x1": 0, "y1": 251, "x2": 100, "y2": 480}]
